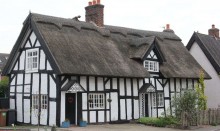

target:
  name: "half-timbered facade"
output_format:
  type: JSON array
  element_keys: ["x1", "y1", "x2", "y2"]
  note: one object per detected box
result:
[{"x1": 3, "y1": 1, "x2": 209, "y2": 127}]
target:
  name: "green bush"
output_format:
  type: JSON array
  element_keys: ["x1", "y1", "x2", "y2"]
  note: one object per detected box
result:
[
  {"x1": 0, "y1": 76, "x2": 9, "y2": 97},
  {"x1": 137, "y1": 116, "x2": 179, "y2": 127}
]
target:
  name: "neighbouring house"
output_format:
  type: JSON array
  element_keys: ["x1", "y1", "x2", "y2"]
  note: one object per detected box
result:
[
  {"x1": 2, "y1": 0, "x2": 209, "y2": 126},
  {"x1": 187, "y1": 24, "x2": 220, "y2": 109},
  {"x1": 0, "y1": 53, "x2": 9, "y2": 81}
]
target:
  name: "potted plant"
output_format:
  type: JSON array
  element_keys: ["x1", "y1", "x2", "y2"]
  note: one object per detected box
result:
[
  {"x1": 61, "y1": 119, "x2": 70, "y2": 128},
  {"x1": 79, "y1": 119, "x2": 87, "y2": 127}
]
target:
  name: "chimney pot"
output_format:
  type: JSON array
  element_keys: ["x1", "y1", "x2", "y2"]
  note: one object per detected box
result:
[
  {"x1": 93, "y1": 0, "x2": 96, "y2": 5},
  {"x1": 212, "y1": 24, "x2": 215, "y2": 29},
  {"x1": 208, "y1": 24, "x2": 219, "y2": 38},
  {"x1": 163, "y1": 24, "x2": 174, "y2": 33},
  {"x1": 89, "y1": 1, "x2": 92, "y2": 6},
  {"x1": 166, "y1": 24, "x2": 170, "y2": 29},
  {"x1": 97, "y1": 0, "x2": 101, "y2": 4}
]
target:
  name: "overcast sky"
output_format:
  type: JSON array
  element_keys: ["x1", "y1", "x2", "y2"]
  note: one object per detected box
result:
[{"x1": 0, "y1": 0, "x2": 219, "y2": 53}]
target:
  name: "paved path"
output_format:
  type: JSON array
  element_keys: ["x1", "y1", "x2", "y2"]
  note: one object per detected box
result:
[
  {"x1": 2, "y1": 124, "x2": 220, "y2": 131},
  {"x1": 54, "y1": 124, "x2": 220, "y2": 131}
]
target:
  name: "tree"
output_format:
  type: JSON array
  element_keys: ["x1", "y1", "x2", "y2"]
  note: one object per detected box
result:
[
  {"x1": 195, "y1": 70, "x2": 207, "y2": 110},
  {"x1": 0, "y1": 76, "x2": 9, "y2": 97}
]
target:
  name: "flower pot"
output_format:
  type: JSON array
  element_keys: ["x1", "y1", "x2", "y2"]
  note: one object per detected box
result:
[
  {"x1": 61, "y1": 121, "x2": 70, "y2": 128},
  {"x1": 79, "y1": 121, "x2": 87, "y2": 127}
]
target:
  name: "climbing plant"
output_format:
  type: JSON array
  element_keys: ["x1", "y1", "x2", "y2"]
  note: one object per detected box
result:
[{"x1": 195, "y1": 70, "x2": 207, "y2": 110}]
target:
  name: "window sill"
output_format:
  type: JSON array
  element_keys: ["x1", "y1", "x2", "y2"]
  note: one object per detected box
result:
[{"x1": 25, "y1": 69, "x2": 38, "y2": 73}]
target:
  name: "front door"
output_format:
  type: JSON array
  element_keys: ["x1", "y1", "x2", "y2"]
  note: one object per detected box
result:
[
  {"x1": 145, "y1": 94, "x2": 149, "y2": 117},
  {"x1": 66, "y1": 93, "x2": 76, "y2": 124}
]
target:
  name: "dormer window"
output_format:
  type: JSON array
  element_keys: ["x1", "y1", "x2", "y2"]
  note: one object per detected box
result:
[
  {"x1": 144, "y1": 60, "x2": 159, "y2": 72},
  {"x1": 26, "y1": 48, "x2": 39, "y2": 72}
]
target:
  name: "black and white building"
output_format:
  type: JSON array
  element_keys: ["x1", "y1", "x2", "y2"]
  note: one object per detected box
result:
[{"x1": 3, "y1": 1, "x2": 209, "y2": 126}]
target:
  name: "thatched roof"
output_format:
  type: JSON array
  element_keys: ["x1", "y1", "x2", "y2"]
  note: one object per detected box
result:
[
  {"x1": 3, "y1": 13, "x2": 209, "y2": 78},
  {"x1": 187, "y1": 32, "x2": 220, "y2": 75}
]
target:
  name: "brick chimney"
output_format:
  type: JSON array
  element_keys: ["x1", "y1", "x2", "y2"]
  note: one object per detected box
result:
[
  {"x1": 163, "y1": 24, "x2": 174, "y2": 33},
  {"x1": 208, "y1": 24, "x2": 219, "y2": 38},
  {"x1": 85, "y1": 0, "x2": 104, "y2": 27}
]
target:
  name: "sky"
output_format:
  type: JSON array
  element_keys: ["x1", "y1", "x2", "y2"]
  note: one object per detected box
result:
[{"x1": 0, "y1": 0, "x2": 219, "y2": 53}]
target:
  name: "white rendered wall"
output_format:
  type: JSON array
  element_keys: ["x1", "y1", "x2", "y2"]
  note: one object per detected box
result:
[
  {"x1": 24, "y1": 99, "x2": 30, "y2": 123},
  {"x1": 60, "y1": 92, "x2": 65, "y2": 124},
  {"x1": 49, "y1": 102, "x2": 56, "y2": 126},
  {"x1": 190, "y1": 42, "x2": 220, "y2": 108}
]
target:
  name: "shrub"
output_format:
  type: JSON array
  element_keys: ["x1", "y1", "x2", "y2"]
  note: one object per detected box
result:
[
  {"x1": 172, "y1": 89, "x2": 197, "y2": 119},
  {"x1": 137, "y1": 116, "x2": 179, "y2": 127},
  {"x1": 0, "y1": 76, "x2": 9, "y2": 97}
]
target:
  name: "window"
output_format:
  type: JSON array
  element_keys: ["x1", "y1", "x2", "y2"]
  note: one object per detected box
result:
[
  {"x1": 32, "y1": 94, "x2": 48, "y2": 109},
  {"x1": 88, "y1": 93, "x2": 105, "y2": 109},
  {"x1": 41, "y1": 95, "x2": 48, "y2": 109},
  {"x1": 0, "y1": 59, "x2": 2, "y2": 63},
  {"x1": 157, "y1": 93, "x2": 164, "y2": 107},
  {"x1": 152, "y1": 93, "x2": 164, "y2": 107},
  {"x1": 32, "y1": 94, "x2": 39, "y2": 109},
  {"x1": 26, "y1": 49, "x2": 39, "y2": 72},
  {"x1": 144, "y1": 60, "x2": 159, "y2": 72}
]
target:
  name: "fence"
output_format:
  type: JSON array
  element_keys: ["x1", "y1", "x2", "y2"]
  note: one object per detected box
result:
[
  {"x1": 0, "y1": 98, "x2": 9, "y2": 109},
  {"x1": 181, "y1": 109, "x2": 220, "y2": 127}
]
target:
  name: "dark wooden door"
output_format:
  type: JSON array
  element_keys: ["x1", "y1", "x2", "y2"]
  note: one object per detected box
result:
[
  {"x1": 145, "y1": 94, "x2": 149, "y2": 117},
  {"x1": 66, "y1": 93, "x2": 76, "y2": 124}
]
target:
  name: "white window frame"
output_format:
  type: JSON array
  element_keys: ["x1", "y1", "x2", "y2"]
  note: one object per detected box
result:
[
  {"x1": 32, "y1": 94, "x2": 48, "y2": 110},
  {"x1": 88, "y1": 93, "x2": 105, "y2": 109},
  {"x1": 144, "y1": 60, "x2": 159, "y2": 72},
  {"x1": 41, "y1": 95, "x2": 48, "y2": 109},
  {"x1": 32, "y1": 94, "x2": 39, "y2": 109},
  {"x1": 152, "y1": 93, "x2": 164, "y2": 107},
  {"x1": 26, "y1": 48, "x2": 39, "y2": 73}
]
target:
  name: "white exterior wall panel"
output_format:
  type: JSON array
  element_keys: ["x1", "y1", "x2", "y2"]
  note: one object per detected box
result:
[
  {"x1": 49, "y1": 102, "x2": 56, "y2": 126},
  {"x1": 49, "y1": 75, "x2": 56, "y2": 98},
  {"x1": 126, "y1": 78, "x2": 131, "y2": 96},
  {"x1": 24, "y1": 99, "x2": 30, "y2": 123},
  {"x1": 110, "y1": 92, "x2": 118, "y2": 121},
  {"x1": 19, "y1": 51, "x2": 25, "y2": 70},
  {"x1": 40, "y1": 50, "x2": 46, "y2": 70}
]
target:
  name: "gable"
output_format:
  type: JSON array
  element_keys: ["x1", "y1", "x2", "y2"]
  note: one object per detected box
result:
[
  {"x1": 187, "y1": 33, "x2": 220, "y2": 75},
  {"x1": 3, "y1": 29, "x2": 54, "y2": 74},
  {"x1": 190, "y1": 41, "x2": 216, "y2": 75},
  {"x1": 142, "y1": 40, "x2": 165, "y2": 63}
]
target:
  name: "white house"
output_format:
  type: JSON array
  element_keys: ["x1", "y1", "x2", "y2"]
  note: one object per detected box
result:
[
  {"x1": 3, "y1": 0, "x2": 209, "y2": 126},
  {"x1": 187, "y1": 24, "x2": 220, "y2": 108}
]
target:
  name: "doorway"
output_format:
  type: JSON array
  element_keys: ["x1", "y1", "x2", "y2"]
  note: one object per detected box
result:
[
  {"x1": 65, "y1": 93, "x2": 76, "y2": 124},
  {"x1": 145, "y1": 94, "x2": 149, "y2": 117}
]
